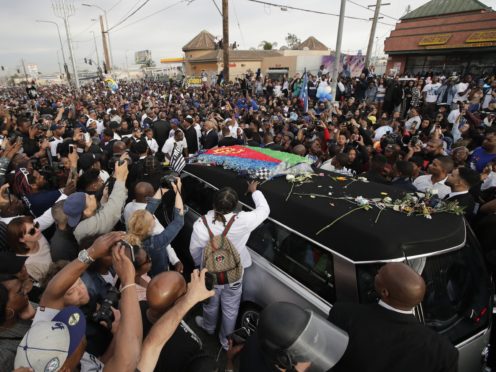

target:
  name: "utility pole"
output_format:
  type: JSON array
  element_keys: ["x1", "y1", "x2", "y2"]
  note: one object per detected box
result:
[
  {"x1": 52, "y1": 0, "x2": 80, "y2": 89},
  {"x1": 56, "y1": 50, "x2": 63, "y2": 76},
  {"x1": 91, "y1": 30, "x2": 100, "y2": 68},
  {"x1": 100, "y1": 15, "x2": 112, "y2": 72},
  {"x1": 82, "y1": 4, "x2": 114, "y2": 68},
  {"x1": 331, "y1": 0, "x2": 346, "y2": 101},
  {"x1": 21, "y1": 59, "x2": 29, "y2": 83},
  {"x1": 222, "y1": 0, "x2": 229, "y2": 83},
  {"x1": 365, "y1": 1, "x2": 390, "y2": 68}
]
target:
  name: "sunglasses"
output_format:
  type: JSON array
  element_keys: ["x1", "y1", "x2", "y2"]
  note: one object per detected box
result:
[{"x1": 26, "y1": 222, "x2": 40, "y2": 236}]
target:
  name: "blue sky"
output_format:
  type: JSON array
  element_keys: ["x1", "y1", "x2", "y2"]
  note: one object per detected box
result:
[{"x1": 1, "y1": 0, "x2": 495, "y2": 74}]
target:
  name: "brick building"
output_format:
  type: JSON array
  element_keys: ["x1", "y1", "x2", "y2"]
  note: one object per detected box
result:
[{"x1": 384, "y1": 0, "x2": 496, "y2": 76}]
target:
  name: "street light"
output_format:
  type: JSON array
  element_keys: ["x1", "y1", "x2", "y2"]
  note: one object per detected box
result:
[
  {"x1": 35, "y1": 19, "x2": 70, "y2": 83},
  {"x1": 82, "y1": 3, "x2": 114, "y2": 68}
]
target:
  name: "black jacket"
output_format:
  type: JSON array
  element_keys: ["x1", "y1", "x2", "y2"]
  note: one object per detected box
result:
[
  {"x1": 152, "y1": 120, "x2": 171, "y2": 150},
  {"x1": 218, "y1": 136, "x2": 243, "y2": 147},
  {"x1": 328, "y1": 302, "x2": 458, "y2": 372},
  {"x1": 183, "y1": 126, "x2": 198, "y2": 154},
  {"x1": 201, "y1": 130, "x2": 218, "y2": 149},
  {"x1": 446, "y1": 192, "x2": 476, "y2": 222}
]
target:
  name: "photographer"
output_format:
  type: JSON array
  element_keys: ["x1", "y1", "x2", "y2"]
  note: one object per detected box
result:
[
  {"x1": 128, "y1": 177, "x2": 184, "y2": 276},
  {"x1": 137, "y1": 269, "x2": 214, "y2": 372},
  {"x1": 64, "y1": 158, "x2": 129, "y2": 243}
]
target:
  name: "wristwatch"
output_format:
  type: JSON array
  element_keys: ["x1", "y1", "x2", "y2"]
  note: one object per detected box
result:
[{"x1": 78, "y1": 249, "x2": 95, "y2": 265}]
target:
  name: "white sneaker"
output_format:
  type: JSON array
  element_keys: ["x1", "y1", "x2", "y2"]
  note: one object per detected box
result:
[{"x1": 195, "y1": 316, "x2": 214, "y2": 335}]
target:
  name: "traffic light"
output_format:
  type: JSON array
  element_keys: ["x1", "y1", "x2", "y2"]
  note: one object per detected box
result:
[
  {"x1": 1, "y1": 66, "x2": 4, "y2": 71},
  {"x1": 89, "y1": 59, "x2": 92, "y2": 65},
  {"x1": 84, "y1": 58, "x2": 87, "y2": 64}
]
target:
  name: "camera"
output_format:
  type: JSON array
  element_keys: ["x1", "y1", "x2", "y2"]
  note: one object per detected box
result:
[
  {"x1": 160, "y1": 172, "x2": 179, "y2": 189},
  {"x1": 92, "y1": 284, "x2": 120, "y2": 330}
]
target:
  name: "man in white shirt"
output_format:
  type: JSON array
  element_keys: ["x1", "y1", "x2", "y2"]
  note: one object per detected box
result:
[
  {"x1": 49, "y1": 124, "x2": 65, "y2": 157},
  {"x1": 144, "y1": 128, "x2": 159, "y2": 154},
  {"x1": 422, "y1": 77, "x2": 441, "y2": 117},
  {"x1": 190, "y1": 181, "x2": 270, "y2": 350},
  {"x1": 86, "y1": 110, "x2": 104, "y2": 134},
  {"x1": 162, "y1": 130, "x2": 188, "y2": 160},
  {"x1": 412, "y1": 156, "x2": 453, "y2": 198}
]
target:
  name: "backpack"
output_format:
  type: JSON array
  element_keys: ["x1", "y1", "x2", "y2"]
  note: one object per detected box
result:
[{"x1": 201, "y1": 215, "x2": 243, "y2": 286}]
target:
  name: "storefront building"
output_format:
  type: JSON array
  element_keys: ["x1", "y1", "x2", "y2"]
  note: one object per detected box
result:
[{"x1": 384, "y1": 0, "x2": 496, "y2": 76}]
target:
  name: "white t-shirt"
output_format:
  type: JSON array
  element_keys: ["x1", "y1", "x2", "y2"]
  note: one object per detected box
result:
[
  {"x1": 49, "y1": 137, "x2": 64, "y2": 157},
  {"x1": 18, "y1": 236, "x2": 52, "y2": 283},
  {"x1": 162, "y1": 137, "x2": 187, "y2": 158},
  {"x1": 422, "y1": 83, "x2": 442, "y2": 103},
  {"x1": 374, "y1": 125, "x2": 393, "y2": 141},
  {"x1": 405, "y1": 116, "x2": 421, "y2": 131},
  {"x1": 413, "y1": 175, "x2": 451, "y2": 199}
]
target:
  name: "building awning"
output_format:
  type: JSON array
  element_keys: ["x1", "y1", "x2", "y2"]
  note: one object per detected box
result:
[{"x1": 160, "y1": 58, "x2": 185, "y2": 64}]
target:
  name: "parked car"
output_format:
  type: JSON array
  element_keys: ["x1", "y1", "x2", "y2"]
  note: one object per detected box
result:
[{"x1": 180, "y1": 164, "x2": 493, "y2": 372}]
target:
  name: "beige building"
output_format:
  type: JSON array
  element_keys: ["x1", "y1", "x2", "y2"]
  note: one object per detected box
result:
[{"x1": 181, "y1": 31, "x2": 333, "y2": 80}]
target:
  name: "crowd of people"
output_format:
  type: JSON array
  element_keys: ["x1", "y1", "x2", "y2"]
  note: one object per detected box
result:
[{"x1": 0, "y1": 65, "x2": 494, "y2": 371}]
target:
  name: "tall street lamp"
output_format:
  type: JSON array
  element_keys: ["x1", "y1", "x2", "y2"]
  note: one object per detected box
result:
[
  {"x1": 35, "y1": 19, "x2": 71, "y2": 84},
  {"x1": 82, "y1": 3, "x2": 114, "y2": 68}
]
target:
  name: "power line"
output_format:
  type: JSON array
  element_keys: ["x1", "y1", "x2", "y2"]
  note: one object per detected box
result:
[
  {"x1": 108, "y1": 0, "x2": 151, "y2": 32},
  {"x1": 232, "y1": 0, "x2": 246, "y2": 47},
  {"x1": 245, "y1": 0, "x2": 395, "y2": 26},
  {"x1": 211, "y1": 0, "x2": 222, "y2": 16},
  {"x1": 112, "y1": 0, "x2": 185, "y2": 33},
  {"x1": 347, "y1": 0, "x2": 398, "y2": 21},
  {"x1": 108, "y1": 0, "x2": 124, "y2": 12}
]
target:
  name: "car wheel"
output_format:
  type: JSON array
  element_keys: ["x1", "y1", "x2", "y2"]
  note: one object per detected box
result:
[{"x1": 237, "y1": 303, "x2": 261, "y2": 333}]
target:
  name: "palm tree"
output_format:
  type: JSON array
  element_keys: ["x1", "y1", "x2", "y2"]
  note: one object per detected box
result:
[{"x1": 258, "y1": 41, "x2": 278, "y2": 50}]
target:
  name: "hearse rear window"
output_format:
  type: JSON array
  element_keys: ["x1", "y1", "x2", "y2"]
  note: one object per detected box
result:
[{"x1": 247, "y1": 221, "x2": 336, "y2": 304}]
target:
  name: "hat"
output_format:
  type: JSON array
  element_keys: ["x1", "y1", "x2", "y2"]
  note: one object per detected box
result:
[
  {"x1": 15, "y1": 306, "x2": 86, "y2": 372},
  {"x1": 63, "y1": 192, "x2": 86, "y2": 228},
  {"x1": 170, "y1": 118, "x2": 180, "y2": 125},
  {"x1": 185, "y1": 116, "x2": 194, "y2": 124},
  {"x1": 77, "y1": 153, "x2": 98, "y2": 172},
  {"x1": 0, "y1": 252, "x2": 28, "y2": 275}
]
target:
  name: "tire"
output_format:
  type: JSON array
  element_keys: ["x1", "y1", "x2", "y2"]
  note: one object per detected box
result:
[{"x1": 237, "y1": 303, "x2": 261, "y2": 333}]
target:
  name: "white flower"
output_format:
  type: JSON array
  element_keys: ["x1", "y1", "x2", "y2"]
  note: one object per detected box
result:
[
  {"x1": 383, "y1": 196, "x2": 392, "y2": 204},
  {"x1": 328, "y1": 192, "x2": 332, "y2": 196},
  {"x1": 358, "y1": 177, "x2": 370, "y2": 183},
  {"x1": 393, "y1": 205, "x2": 400, "y2": 211},
  {"x1": 428, "y1": 188, "x2": 438, "y2": 196},
  {"x1": 355, "y1": 196, "x2": 369, "y2": 206},
  {"x1": 411, "y1": 196, "x2": 418, "y2": 203},
  {"x1": 286, "y1": 174, "x2": 295, "y2": 182},
  {"x1": 425, "y1": 214, "x2": 432, "y2": 219}
]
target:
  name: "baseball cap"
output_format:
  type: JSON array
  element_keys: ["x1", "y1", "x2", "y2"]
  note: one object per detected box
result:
[
  {"x1": 15, "y1": 306, "x2": 86, "y2": 372},
  {"x1": 77, "y1": 153, "x2": 99, "y2": 172},
  {"x1": 0, "y1": 252, "x2": 27, "y2": 275},
  {"x1": 63, "y1": 192, "x2": 86, "y2": 228}
]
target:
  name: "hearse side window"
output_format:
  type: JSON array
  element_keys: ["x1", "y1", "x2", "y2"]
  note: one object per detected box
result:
[
  {"x1": 356, "y1": 230, "x2": 491, "y2": 345},
  {"x1": 247, "y1": 221, "x2": 336, "y2": 304},
  {"x1": 181, "y1": 175, "x2": 215, "y2": 215}
]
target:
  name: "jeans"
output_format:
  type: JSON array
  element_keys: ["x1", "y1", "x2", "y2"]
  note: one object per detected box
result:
[{"x1": 202, "y1": 279, "x2": 243, "y2": 349}]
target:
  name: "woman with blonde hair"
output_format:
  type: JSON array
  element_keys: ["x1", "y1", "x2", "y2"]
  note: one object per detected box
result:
[{"x1": 128, "y1": 178, "x2": 184, "y2": 276}]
